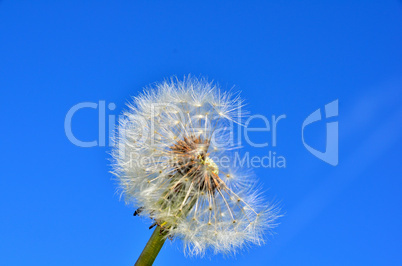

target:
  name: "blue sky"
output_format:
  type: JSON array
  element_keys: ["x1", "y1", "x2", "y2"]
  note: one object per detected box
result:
[{"x1": 0, "y1": 1, "x2": 401, "y2": 265}]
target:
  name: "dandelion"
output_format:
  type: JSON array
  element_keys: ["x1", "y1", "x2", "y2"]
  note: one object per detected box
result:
[{"x1": 111, "y1": 76, "x2": 280, "y2": 265}]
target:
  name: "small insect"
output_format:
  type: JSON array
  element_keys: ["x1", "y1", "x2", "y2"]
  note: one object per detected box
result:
[
  {"x1": 148, "y1": 222, "x2": 157, "y2": 230},
  {"x1": 133, "y1": 207, "x2": 144, "y2": 216}
]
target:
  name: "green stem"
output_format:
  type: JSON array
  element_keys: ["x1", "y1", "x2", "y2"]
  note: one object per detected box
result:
[
  {"x1": 135, "y1": 226, "x2": 168, "y2": 266},
  {"x1": 135, "y1": 190, "x2": 198, "y2": 265}
]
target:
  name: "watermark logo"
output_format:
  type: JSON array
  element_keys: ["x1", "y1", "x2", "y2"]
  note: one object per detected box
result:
[
  {"x1": 64, "y1": 101, "x2": 116, "y2": 147},
  {"x1": 302, "y1": 100, "x2": 338, "y2": 166},
  {"x1": 64, "y1": 99, "x2": 339, "y2": 168}
]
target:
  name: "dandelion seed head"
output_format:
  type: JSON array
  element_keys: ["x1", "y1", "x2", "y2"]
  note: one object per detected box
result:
[{"x1": 111, "y1": 75, "x2": 280, "y2": 256}]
